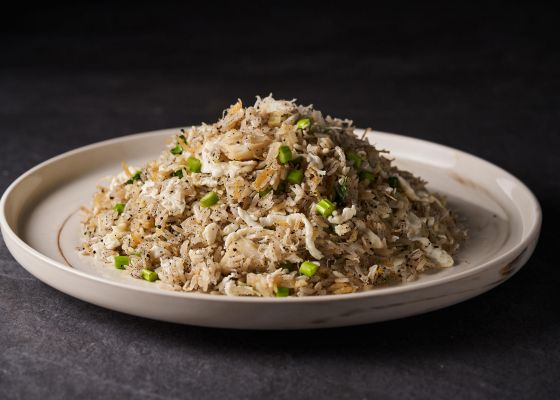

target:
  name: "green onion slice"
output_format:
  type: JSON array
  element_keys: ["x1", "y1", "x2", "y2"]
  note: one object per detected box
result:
[
  {"x1": 125, "y1": 171, "x2": 142, "y2": 185},
  {"x1": 200, "y1": 191, "x2": 219, "y2": 207},
  {"x1": 187, "y1": 156, "x2": 202, "y2": 173},
  {"x1": 296, "y1": 118, "x2": 311, "y2": 130},
  {"x1": 141, "y1": 269, "x2": 158, "y2": 282},
  {"x1": 170, "y1": 144, "x2": 183, "y2": 155},
  {"x1": 299, "y1": 261, "x2": 319, "y2": 278},
  {"x1": 316, "y1": 198, "x2": 336, "y2": 217},
  {"x1": 286, "y1": 169, "x2": 304, "y2": 184},
  {"x1": 277, "y1": 145, "x2": 292, "y2": 164},
  {"x1": 334, "y1": 179, "x2": 348, "y2": 203},
  {"x1": 114, "y1": 256, "x2": 129, "y2": 270},
  {"x1": 113, "y1": 203, "x2": 125, "y2": 214},
  {"x1": 275, "y1": 287, "x2": 290, "y2": 297}
]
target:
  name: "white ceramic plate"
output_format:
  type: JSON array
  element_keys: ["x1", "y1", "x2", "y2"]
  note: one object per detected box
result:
[{"x1": 0, "y1": 129, "x2": 541, "y2": 329}]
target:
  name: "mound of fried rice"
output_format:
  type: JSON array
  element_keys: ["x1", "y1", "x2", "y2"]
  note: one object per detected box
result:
[{"x1": 81, "y1": 96, "x2": 466, "y2": 296}]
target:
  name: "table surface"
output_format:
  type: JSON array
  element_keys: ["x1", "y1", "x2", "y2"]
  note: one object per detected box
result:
[{"x1": 1, "y1": 4, "x2": 558, "y2": 399}]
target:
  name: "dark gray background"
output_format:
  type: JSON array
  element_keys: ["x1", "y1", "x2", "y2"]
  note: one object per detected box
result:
[{"x1": 1, "y1": 3, "x2": 558, "y2": 399}]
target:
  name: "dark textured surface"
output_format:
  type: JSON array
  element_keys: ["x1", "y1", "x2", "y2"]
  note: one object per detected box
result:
[{"x1": 1, "y1": 3, "x2": 559, "y2": 399}]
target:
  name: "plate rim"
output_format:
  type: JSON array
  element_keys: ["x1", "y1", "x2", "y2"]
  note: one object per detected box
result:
[{"x1": 0, "y1": 128, "x2": 542, "y2": 304}]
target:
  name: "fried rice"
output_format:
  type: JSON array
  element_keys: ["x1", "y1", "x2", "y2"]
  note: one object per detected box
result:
[{"x1": 80, "y1": 95, "x2": 466, "y2": 296}]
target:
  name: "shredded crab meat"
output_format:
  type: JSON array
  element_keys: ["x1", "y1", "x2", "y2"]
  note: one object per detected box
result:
[
  {"x1": 81, "y1": 95, "x2": 466, "y2": 296},
  {"x1": 259, "y1": 213, "x2": 324, "y2": 260},
  {"x1": 328, "y1": 205, "x2": 357, "y2": 224}
]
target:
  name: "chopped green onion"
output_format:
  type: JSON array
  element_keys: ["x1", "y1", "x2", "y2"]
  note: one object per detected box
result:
[
  {"x1": 286, "y1": 169, "x2": 304, "y2": 185},
  {"x1": 172, "y1": 169, "x2": 184, "y2": 178},
  {"x1": 334, "y1": 179, "x2": 348, "y2": 203},
  {"x1": 200, "y1": 191, "x2": 219, "y2": 207},
  {"x1": 170, "y1": 144, "x2": 183, "y2": 155},
  {"x1": 275, "y1": 287, "x2": 290, "y2": 297},
  {"x1": 187, "y1": 156, "x2": 202, "y2": 173},
  {"x1": 346, "y1": 151, "x2": 362, "y2": 168},
  {"x1": 277, "y1": 145, "x2": 292, "y2": 164},
  {"x1": 388, "y1": 176, "x2": 399, "y2": 188},
  {"x1": 259, "y1": 187, "x2": 272, "y2": 198},
  {"x1": 141, "y1": 269, "x2": 158, "y2": 282},
  {"x1": 114, "y1": 256, "x2": 129, "y2": 270},
  {"x1": 316, "y1": 198, "x2": 336, "y2": 217},
  {"x1": 179, "y1": 134, "x2": 187, "y2": 144},
  {"x1": 296, "y1": 118, "x2": 311, "y2": 130},
  {"x1": 299, "y1": 261, "x2": 319, "y2": 278},
  {"x1": 113, "y1": 203, "x2": 125, "y2": 214},
  {"x1": 125, "y1": 171, "x2": 142, "y2": 185}
]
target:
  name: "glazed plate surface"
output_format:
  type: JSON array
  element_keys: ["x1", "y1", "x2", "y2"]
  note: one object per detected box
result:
[{"x1": 0, "y1": 129, "x2": 541, "y2": 329}]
